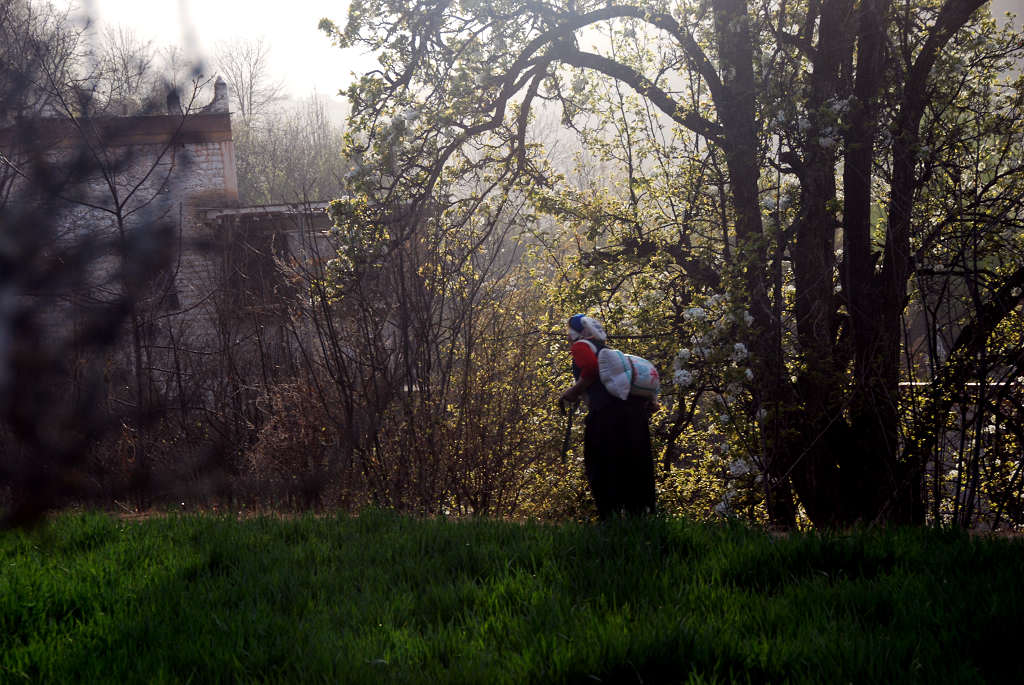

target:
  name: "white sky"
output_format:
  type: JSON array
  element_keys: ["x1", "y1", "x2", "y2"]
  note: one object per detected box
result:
[
  {"x1": 63, "y1": 0, "x2": 377, "y2": 100},
  {"x1": 60, "y1": 0, "x2": 1023, "y2": 103}
]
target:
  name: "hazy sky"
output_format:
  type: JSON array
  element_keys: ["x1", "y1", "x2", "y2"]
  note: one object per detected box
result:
[
  {"x1": 64, "y1": 0, "x2": 375, "y2": 99},
  {"x1": 64, "y1": 0, "x2": 1022, "y2": 103}
]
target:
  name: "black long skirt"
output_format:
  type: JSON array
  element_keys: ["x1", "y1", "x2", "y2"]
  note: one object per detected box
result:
[{"x1": 583, "y1": 396, "x2": 656, "y2": 519}]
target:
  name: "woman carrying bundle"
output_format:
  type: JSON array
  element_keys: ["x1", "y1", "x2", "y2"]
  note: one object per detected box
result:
[{"x1": 559, "y1": 314, "x2": 657, "y2": 519}]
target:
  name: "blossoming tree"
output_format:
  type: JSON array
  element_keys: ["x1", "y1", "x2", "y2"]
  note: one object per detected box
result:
[{"x1": 322, "y1": 0, "x2": 1024, "y2": 527}]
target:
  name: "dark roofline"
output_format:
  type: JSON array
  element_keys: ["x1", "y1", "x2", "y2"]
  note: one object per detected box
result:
[{"x1": 0, "y1": 112, "x2": 233, "y2": 149}]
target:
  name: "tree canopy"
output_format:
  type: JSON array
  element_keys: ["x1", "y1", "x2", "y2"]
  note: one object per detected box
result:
[{"x1": 323, "y1": 0, "x2": 1024, "y2": 527}]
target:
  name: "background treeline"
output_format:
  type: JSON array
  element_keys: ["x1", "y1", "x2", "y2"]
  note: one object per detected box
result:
[{"x1": 3, "y1": 0, "x2": 1024, "y2": 530}]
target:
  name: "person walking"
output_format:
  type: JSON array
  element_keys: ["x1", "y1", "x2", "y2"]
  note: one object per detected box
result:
[{"x1": 559, "y1": 314, "x2": 656, "y2": 519}]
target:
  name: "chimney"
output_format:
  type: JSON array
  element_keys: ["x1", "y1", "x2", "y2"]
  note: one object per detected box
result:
[
  {"x1": 209, "y1": 77, "x2": 229, "y2": 113},
  {"x1": 166, "y1": 87, "x2": 181, "y2": 114}
]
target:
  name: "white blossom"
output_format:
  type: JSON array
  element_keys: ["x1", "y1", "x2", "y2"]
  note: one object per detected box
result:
[
  {"x1": 729, "y1": 459, "x2": 751, "y2": 476},
  {"x1": 827, "y1": 97, "x2": 850, "y2": 114},
  {"x1": 684, "y1": 306, "x2": 707, "y2": 322},
  {"x1": 744, "y1": 368, "x2": 754, "y2": 381},
  {"x1": 673, "y1": 369, "x2": 694, "y2": 387},
  {"x1": 743, "y1": 311, "x2": 754, "y2": 326},
  {"x1": 732, "y1": 342, "x2": 749, "y2": 361}
]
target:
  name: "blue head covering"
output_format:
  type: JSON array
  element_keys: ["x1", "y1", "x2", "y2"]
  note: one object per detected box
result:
[{"x1": 567, "y1": 314, "x2": 607, "y2": 342}]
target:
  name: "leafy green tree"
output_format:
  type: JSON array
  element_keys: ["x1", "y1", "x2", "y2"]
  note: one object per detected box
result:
[{"x1": 325, "y1": 0, "x2": 1024, "y2": 527}]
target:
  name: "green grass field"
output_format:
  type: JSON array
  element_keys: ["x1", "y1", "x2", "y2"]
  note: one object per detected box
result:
[{"x1": 2, "y1": 511, "x2": 1022, "y2": 684}]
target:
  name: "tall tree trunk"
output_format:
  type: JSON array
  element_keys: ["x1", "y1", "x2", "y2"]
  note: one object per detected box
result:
[
  {"x1": 832, "y1": 0, "x2": 901, "y2": 525},
  {"x1": 784, "y1": 0, "x2": 859, "y2": 527},
  {"x1": 714, "y1": 0, "x2": 796, "y2": 528},
  {"x1": 872, "y1": 0, "x2": 988, "y2": 523},
  {"x1": 788, "y1": 0, "x2": 985, "y2": 526}
]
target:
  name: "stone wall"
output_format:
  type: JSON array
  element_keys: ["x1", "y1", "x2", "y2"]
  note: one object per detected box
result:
[
  {"x1": 0, "y1": 83, "x2": 241, "y2": 388},
  {"x1": 2, "y1": 80, "x2": 338, "y2": 413}
]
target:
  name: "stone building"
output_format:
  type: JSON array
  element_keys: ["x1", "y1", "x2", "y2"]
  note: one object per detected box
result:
[
  {"x1": 1, "y1": 78, "x2": 333, "y2": 400},
  {"x1": 4, "y1": 76, "x2": 334, "y2": 318}
]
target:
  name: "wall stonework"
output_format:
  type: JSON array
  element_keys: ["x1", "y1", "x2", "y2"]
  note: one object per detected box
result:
[
  {"x1": 3, "y1": 82, "x2": 334, "y2": 408},
  {"x1": 1, "y1": 86, "x2": 241, "y2": 355}
]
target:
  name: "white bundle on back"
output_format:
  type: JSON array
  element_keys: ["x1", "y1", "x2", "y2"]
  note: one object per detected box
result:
[
  {"x1": 598, "y1": 348, "x2": 632, "y2": 400},
  {"x1": 597, "y1": 347, "x2": 660, "y2": 401}
]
